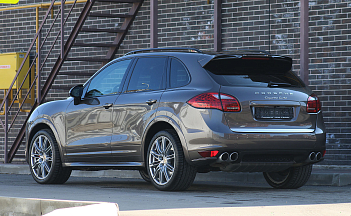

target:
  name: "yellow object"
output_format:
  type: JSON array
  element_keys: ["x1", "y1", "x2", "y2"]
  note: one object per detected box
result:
[
  {"x1": 0, "y1": 0, "x2": 87, "y2": 12},
  {"x1": 0, "y1": 0, "x2": 19, "y2": 4},
  {"x1": 0, "y1": 52, "x2": 30, "y2": 89}
]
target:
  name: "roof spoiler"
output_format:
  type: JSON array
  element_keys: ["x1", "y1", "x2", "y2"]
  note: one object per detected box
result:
[{"x1": 198, "y1": 53, "x2": 292, "y2": 69}]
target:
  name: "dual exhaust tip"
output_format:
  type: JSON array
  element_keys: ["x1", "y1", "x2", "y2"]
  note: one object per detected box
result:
[
  {"x1": 218, "y1": 152, "x2": 239, "y2": 162},
  {"x1": 308, "y1": 152, "x2": 322, "y2": 162}
]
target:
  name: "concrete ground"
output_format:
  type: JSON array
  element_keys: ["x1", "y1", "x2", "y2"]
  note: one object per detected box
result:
[{"x1": 0, "y1": 163, "x2": 351, "y2": 215}]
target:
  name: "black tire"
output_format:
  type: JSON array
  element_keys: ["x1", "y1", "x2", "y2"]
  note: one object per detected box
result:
[
  {"x1": 146, "y1": 129, "x2": 197, "y2": 191},
  {"x1": 263, "y1": 164, "x2": 312, "y2": 189},
  {"x1": 139, "y1": 169, "x2": 151, "y2": 183},
  {"x1": 29, "y1": 129, "x2": 71, "y2": 184}
]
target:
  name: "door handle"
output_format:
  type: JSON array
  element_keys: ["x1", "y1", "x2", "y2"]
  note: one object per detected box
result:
[
  {"x1": 103, "y1": 103, "x2": 113, "y2": 109},
  {"x1": 146, "y1": 99, "x2": 157, "y2": 105}
]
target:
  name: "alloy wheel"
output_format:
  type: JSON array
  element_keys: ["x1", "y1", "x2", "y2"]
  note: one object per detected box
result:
[
  {"x1": 148, "y1": 135, "x2": 176, "y2": 185},
  {"x1": 30, "y1": 134, "x2": 53, "y2": 180}
]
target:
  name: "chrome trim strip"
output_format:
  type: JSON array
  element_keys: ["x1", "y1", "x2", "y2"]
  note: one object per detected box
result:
[
  {"x1": 66, "y1": 151, "x2": 111, "y2": 156},
  {"x1": 111, "y1": 150, "x2": 137, "y2": 154},
  {"x1": 231, "y1": 128, "x2": 314, "y2": 133}
]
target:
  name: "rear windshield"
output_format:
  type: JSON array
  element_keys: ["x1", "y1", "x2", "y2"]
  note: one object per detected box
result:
[{"x1": 205, "y1": 58, "x2": 305, "y2": 88}]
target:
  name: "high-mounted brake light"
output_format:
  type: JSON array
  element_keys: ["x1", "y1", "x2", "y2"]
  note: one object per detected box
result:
[
  {"x1": 187, "y1": 93, "x2": 241, "y2": 112},
  {"x1": 307, "y1": 94, "x2": 321, "y2": 113}
]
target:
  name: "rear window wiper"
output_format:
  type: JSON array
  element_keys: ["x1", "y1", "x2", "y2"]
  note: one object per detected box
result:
[{"x1": 268, "y1": 81, "x2": 292, "y2": 87}]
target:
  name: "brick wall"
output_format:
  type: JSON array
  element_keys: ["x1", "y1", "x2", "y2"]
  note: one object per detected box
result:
[{"x1": 0, "y1": 0, "x2": 350, "y2": 165}]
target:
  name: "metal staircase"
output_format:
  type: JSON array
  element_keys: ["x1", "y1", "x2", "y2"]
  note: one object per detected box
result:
[{"x1": 0, "y1": 0, "x2": 144, "y2": 163}]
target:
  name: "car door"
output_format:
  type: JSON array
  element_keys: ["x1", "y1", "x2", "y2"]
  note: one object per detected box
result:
[
  {"x1": 111, "y1": 57, "x2": 167, "y2": 163},
  {"x1": 65, "y1": 59, "x2": 133, "y2": 163}
]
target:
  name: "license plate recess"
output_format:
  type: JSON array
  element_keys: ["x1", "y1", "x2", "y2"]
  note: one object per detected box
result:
[{"x1": 254, "y1": 106, "x2": 294, "y2": 120}]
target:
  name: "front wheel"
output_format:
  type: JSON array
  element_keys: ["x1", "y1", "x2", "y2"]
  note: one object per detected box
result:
[
  {"x1": 29, "y1": 129, "x2": 71, "y2": 184},
  {"x1": 147, "y1": 130, "x2": 197, "y2": 191},
  {"x1": 263, "y1": 164, "x2": 312, "y2": 189}
]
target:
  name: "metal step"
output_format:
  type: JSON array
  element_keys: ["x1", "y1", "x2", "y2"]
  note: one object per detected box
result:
[
  {"x1": 80, "y1": 27, "x2": 125, "y2": 33},
  {"x1": 89, "y1": 12, "x2": 133, "y2": 18},
  {"x1": 66, "y1": 57, "x2": 110, "y2": 62},
  {"x1": 73, "y1": 42, "x2": 118, "y2": 47}
]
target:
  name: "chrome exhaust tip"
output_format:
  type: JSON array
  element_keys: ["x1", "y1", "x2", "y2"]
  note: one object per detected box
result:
[
  {"x1": 316, "y1": 152, "x2": 322, "y2": 161},
  {"x1": 218, "y1": 152, "x2": 229, "y2": 162},
  {"x1": 229, "y1": 152, "x2": 239, "y2": 162},
  {"x1": 309, "y1": 152, "x2": 316, "y2": 161}
]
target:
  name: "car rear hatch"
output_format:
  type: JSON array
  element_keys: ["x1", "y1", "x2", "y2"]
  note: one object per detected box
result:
[{"x1": 202, "y1": 53, "x2": 319, "y2": 133}]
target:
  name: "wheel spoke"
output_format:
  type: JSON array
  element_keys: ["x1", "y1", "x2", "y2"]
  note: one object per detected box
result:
[
  {"x1": 165, "y1": 163, "x2": 174, "y2": 173},
  {"x1": 155, "y1": 139, "x2": 163, "y2": 154},
  {"x1": 163, "y1": 166, "x2": 170, "y2": 182},
  {"x1": 44, "y1": 143, "x2": 52, "y2": 155},
  {"x1": 46, "y1": 156, "x2": 53, "y2": 162},
  {"x1": 164, "y1": 142, "x2": 172, "y2": 155},
  {"x1": 39, "y1": 136, "x2": 44, "y2": 151},
  {"x1": 33, "y1": 142, "x2": 41, "y2": 154},
  {"x1": 149, "y1": 161, "x2": 160, "y2": 168},
  {"x1": 43, "y1": 162, "x2": 51, "y2": 174},
  {"x1": 31, "y1": 161, "x2": 40, "y2": 170},
  {"x1": 41, "y1": 163, "x2": 46, "y2": 178},
  {"x1": 150, "y1": 150, "x2": 162, "y2": 159},
  {"x1": 31, "y1": 153, "x2": 41, "y2": 159},
  {"x1": 161, "y1": 137, "x2": 167, "y2": 154},
  {"x1": 152, "y1": 164, "x2": 161, "y2": 179},
  {"x1": 166, "y1": 153, "x2": 175, "y2": 160}
]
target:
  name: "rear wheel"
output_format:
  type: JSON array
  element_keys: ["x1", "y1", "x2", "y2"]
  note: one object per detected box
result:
[
  {"x1": 263, "y1": 164, "x2": 312, "y2": 189},
  {"x1": 29, "y1": 129, "x2": 71, "y2": 184},
  {"x1": 147, "y1": 130, "x2": 197, "y2": 191}
]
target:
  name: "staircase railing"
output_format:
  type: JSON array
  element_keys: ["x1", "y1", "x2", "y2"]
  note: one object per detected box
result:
[
  {"x1": 0, "y1": 0, "x2": 82, "y2": 163},
  {"x1": 1, "y1": 0, "x2": 144, "y2": 163}
]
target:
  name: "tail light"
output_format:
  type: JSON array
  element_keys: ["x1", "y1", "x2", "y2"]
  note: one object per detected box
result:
[
  {"x1": 307, "y1": 94, "x2": 321, "y2": 113},
  {"x1": 187, "y1": 93, "x2": 241, "y2": 112}
]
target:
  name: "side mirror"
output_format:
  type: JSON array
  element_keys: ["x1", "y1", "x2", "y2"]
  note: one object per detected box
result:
[{"x1": 69, "y1": 84, "x2": 83, "y2": 105}]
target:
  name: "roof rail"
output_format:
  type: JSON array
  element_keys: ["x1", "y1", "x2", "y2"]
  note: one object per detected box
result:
[{"x1": 124, "y1": 47, "x2": 202, "y2": 56}]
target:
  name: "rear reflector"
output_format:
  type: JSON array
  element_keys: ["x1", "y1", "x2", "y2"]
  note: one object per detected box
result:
[
  {"x1": 198, "y1": 150, "x2": 219, "y2": 158},
  {"x1": 307, "y1": 94, "x2": 321, "y2": 113},
  {"x1": 187, "y1": 93, "x2": 241, "y2": 112}
]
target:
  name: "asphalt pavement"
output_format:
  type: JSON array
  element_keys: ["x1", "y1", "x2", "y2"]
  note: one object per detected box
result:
[{"x1": 0, "y1": 163, "x2": 350, "y2": 215}]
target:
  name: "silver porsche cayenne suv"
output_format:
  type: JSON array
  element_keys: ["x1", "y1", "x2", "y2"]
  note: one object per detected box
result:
[{"x1": 26, "y1": 48, "x2": 326, "y2": 191}]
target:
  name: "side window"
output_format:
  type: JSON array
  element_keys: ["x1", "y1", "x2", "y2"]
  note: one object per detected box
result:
[
  {"x1": 127, "y1": 57, "x2": 167, "y2": 92},
  {"x1": 85, "y1": 59, "x2": 131, "y2": 98},
  {"x1": 170, "y1": 59, "x2": 190, "y2": 88}
]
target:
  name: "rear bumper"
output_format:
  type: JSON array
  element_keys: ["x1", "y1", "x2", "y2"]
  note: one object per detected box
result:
[{"x1": 187, "y1": 130, "x2": 326, "y2": 172}]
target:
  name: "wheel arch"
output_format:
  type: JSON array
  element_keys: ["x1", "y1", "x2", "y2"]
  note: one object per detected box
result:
[
  {"x1": 141, "y1": 116, "x2": 191, "y2": 165},
  {"x1": 26, "y1": 119, "x2": 64, "y2": 164}
]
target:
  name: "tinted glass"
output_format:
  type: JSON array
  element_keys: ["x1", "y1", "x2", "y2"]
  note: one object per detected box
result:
[
  {"x1": 127, "y1": 57, "x2": 166, "y2": 92},
  {"x1": 205, "y1": 59, "x2": 305, "y2": 88},
  {"x1": 170, "y1": 59, "x2": 190, "y2": 88},
  {"x1": 85, "y1": 59, "x2": 131, "y2": 98}
]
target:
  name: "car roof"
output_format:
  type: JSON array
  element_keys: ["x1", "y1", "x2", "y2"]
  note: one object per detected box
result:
[{"x1": 117, "y1": 47, "x2": 292, "y2": 68}]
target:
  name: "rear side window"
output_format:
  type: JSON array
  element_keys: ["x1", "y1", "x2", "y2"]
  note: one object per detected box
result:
[
  {"x1": 127, "y1": 57, "x2": 167, "y2": 92},
  {"x1": 205, "y1": 58, "x2": 305, "y2": 88},
  {"x1": 170, "y1": 59, "x2": 190, "y2": 88}
]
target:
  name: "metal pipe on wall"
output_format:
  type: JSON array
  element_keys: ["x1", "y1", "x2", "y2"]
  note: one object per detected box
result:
[
  {"x1": 150, "y1": 0, "x2": 158, "y2": 48},
  {"x1": 300, "y1": 0, "x2": 309, "y2": 85},
  {"x1": 214, "y1": 0, "x2": 221, "y2": 52}
]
